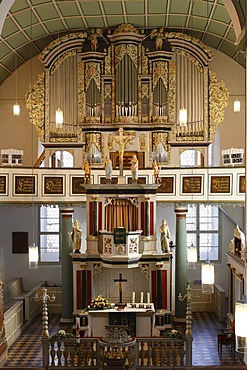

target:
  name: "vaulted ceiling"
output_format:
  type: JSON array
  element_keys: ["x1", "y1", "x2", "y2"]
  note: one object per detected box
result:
[{"x1": 0, "y1": 0, "x2": 245, "y2": 85}]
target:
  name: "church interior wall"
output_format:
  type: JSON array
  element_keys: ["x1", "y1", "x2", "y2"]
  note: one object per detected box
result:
[
  {"x1": 0, "y1": 205, "x2": 61, "y2": 289},
  {"x1": 209, "y1": 49, "x2": 245, "y2": 161}
]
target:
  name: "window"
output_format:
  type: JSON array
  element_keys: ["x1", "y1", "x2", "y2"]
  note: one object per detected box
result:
[
  {"x1": 50, "y1": 150, "x2": 74, "y2": 168},
  {"x1": 40, "y1": 205, "x2": 60, "y2": 263},
  {"x1": 180, "y1": 149, "x2": 201, "y2": 167},
  {"x1": 186, "y1": 204, "x2": 219, "y2": 261}
]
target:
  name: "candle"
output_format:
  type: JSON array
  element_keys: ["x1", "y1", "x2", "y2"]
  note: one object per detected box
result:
[
  {"x1": 147, "y1": 292, "x2": 150, "y2": 304},
  {"x1": 140, "y1": 292, "x2": 143, "y2": 304},
  {"x1": 132, "y1": 292, "x2": 135, "y2": 304},
  {"x1": 76, "y1": 317, "x2": 80, "y2": 327}
]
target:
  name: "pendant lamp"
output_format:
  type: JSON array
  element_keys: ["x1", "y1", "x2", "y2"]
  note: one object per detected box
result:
[
  {"x1": 187, "y1": 243, "x2": 197, "y2": 269},
  {"x1": 29, "y1": 243, "x2": 39, "y2": 269},
  {"x1": 201, "y1": 259, "x2": 214, "y2": 294},
  {"x1": 234, "y1": 99, "x2": 241, "y2": 112},
  {"x1": 55, "y1": 107, "x2": 63, "y2": 127},
  {"x1": 179, "y1": 107, "x2": 187, "y2": 126}
]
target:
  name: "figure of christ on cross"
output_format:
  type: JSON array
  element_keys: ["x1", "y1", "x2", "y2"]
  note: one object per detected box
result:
[
  {"x1": 112, "y1": 128, "x2": 135, "y2": 176},
  {"x1": 114, "y1": 273, "x2": 127, "y2": 305}
]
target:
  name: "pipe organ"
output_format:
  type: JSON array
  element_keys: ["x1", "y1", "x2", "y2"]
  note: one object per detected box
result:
[{"x1": 26, "y1": 24, "x2": 228, "y2": 168}]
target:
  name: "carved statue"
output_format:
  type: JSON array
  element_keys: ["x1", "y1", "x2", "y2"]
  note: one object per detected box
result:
[
  {"x1": 150, "y1": 27, "x2": 165, "y2": 50},
  {"x1": 160, "y1": 219, "x2": 170, "y2": 252},
  {"x1": 70, "y1": 220, "x2": 82, "y2": 252},
  {"x1": 88, "y1": 28, "x2": 108, "y2": 51},
  {"x1": 153, "y1": 160, "x2": 161, "y2": 177},
  {"x1": 104, "y1": 154, "x2": 113, "y2": 180},
  {"x1": 112, "y1": 128, "x2": 135, "y2": 176},
  {"x1": 83, "y1": 160, "x2": 91, "y2": 176},
  {"x1": 130, "y1": 154, "x2": 138, "y2": 180}
]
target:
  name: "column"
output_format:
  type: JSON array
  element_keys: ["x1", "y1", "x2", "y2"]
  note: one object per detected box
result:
[
  {"x1": 174, "y1": 204, "x2": 188, "y2": 320},
  {"x1": 145, "y1": 198, "x2": 150, "y2": 237},
  {"x1": 86, "y1": 196, "x2": 99, "y2": 254},
  {"x1": 60, "y1": 208, "x2": 74, "y2": 322},
  {"x1": 93, "y1": 197, "x2": 98, "y2": 236}
]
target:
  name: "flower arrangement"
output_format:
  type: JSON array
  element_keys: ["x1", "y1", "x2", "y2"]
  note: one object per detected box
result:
[
  {"x1": 88, "y1": 294, "x2": 112, "y2": 310},
  {"x1": 51, "y1": 329, "x2": 74, "y2": 340},
  {"x1": 162, "y1": 329, "x2": 184, "y2": 339},
  {"x1": 105, "y1": 346, "x2": 124, "y2": 359}
]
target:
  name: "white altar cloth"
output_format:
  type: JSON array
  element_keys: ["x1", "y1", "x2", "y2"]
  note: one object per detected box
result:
[{"x1": 88, "y1": 303, "x2": 155, "y2": 337}]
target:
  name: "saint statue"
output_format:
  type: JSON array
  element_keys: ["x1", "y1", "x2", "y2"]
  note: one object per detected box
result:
[
  {"x1": 131, "y1": 154, "x2": 138, "y2": 180},
  {"x1": 160, "y1": 219, "x2": 170, "y2": 252},
  {"x1": 153, "y1": 160, "x2": 161, "y2": 177},
  {"x1": 104, "y1": 154, "x2": 113, "y2": 180},
  {"x1": 70, "y1": 220, "x2": 82, "y2": 253},
  {"x1": 83, "y1": 160, "x2": 91, "y2": 176}
]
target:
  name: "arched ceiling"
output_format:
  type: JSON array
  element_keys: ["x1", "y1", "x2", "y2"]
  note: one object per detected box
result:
[{"x1": 0, "y1": 0, "x2": 245, "y2": 85}]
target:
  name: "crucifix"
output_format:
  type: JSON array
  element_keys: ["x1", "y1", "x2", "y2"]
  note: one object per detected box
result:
[
  {"x1": 112, "y1": 128, "x2": 135, "y2": 176},
  {"x1": 114, "y1": 273, "x2": 127, "y2": 304}
]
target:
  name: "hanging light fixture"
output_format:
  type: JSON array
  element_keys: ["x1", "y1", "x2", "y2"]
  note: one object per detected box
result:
[
  {"x1": 28, "y1": 8, "x2": 39, "y2": 270},
  {"x1": 234, "y1": 98, "x2": 241, "y2": 112},
  {"x1": 55, "y1": 20, "x2": 63, "y2": 127},
  {"x1": 179, "y1": 107, "x2": 187, "y2": 126},
  {"x1": 13, "y1": 53, "x2": 20, "y2": 116},
  {"x1": 55, "y1": 107, "x2": 63, "y2": 127},
  {"x1": 201, "y1": 258, "x2": 214, "y2": 294},
  {"x1": 29, "y1": 243, "x2": 39, "y2": 269},
  {"x1": 187, "y1": 243, "x2": 197, "y2": 269},
  {"x1": 13, "y1": 102, "x2": 20, "y2": 116}
]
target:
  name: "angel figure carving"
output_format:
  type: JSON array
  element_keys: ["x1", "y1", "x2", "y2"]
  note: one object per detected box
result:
[
  {"x1": 150, "y1": 27, "x2": 166, "y2": 50},
  {"x1": 88, "y1": 28, "x2": 108, "y2": 51}
]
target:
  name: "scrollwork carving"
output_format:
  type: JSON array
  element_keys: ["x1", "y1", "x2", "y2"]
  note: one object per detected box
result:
[
  {"x1": 209, "y1": 70, "x2": 229, "y2": 141},
  {"x1": 168, "y1": 60, "x2": 176, "y2": 123},
  {"x1": 25, "y1": 73, "x2": 45, "y2": 142},
  {"x1": 139, "y1": 263, "x2": 149, "y2": 279},
  {"x1": 93, "y1": 263, "x2": 103, "y2": 279},
  {"x1": 85, "y1": 62, "x2": 101, "y2": 91},
  {"x1": 113, "y1": 23, "x2": 140, "y2": 34},
  {"x1": 153, "y1": 61, "x2": 168, "y2": 90},
  {"x1": 115, "y1": 44, "x2": 138, "y2": 69}
]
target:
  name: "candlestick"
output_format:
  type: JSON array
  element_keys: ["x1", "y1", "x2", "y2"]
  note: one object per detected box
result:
[
  {"x1": 132, "y1": 292, "x2": 135, "y2": 304},
  {"x1": 140, "y1": 292, "x2": 143, "y2": 304},
  {"x1": 147, "y1": 292, "x2": 150, "y2": 304}
]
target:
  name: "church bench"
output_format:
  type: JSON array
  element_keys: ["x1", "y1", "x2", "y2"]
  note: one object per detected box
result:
[
  {"x1": 190, "y1": 283, "x2": 226, "y2": 322},
  {"x1": 3, "y1": 277, "x2": 46, "y2": 346}
]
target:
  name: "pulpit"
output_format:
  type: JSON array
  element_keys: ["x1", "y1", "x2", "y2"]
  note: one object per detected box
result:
[
  {"x1": 88, "y1": 303, "x2": 155, "y2": 337},
  {"x1": 100, "y1": 229, "x2": 142, "y2": 262}
]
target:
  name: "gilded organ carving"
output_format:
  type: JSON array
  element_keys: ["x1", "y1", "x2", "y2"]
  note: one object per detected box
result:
[{"x1": 25, "y1": 24, "x2": 228, "y2": 168}]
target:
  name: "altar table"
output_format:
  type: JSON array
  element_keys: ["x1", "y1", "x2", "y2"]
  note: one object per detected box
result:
[{"x1": 88, "y1": 303, "x2": 155, "y2": 337}]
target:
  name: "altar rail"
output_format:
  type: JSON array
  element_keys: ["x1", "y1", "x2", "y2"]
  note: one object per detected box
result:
[{"x1": 45, "y1": 336, "x2": 189, "y2": 369}]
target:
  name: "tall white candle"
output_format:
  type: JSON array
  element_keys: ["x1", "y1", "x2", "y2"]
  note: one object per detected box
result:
[
  {"x1": 147, "y1": 292, "x2": 150, "y2": 304},
  {"x1": 132, "y1": 292, "x2": 135, "y2": 304},
  {"x1": 76, "y1": 317, "x2": 80, "y2": 326},
  {"x1": 140, "y1": 291, "x2": 143, "y2": 304}
]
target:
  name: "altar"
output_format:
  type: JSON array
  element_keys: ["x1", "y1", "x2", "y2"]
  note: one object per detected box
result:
[{"x1": 88, "y1": 303, "x2": 155, "y2": 337}]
